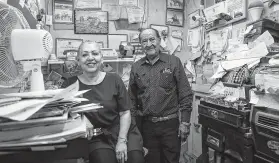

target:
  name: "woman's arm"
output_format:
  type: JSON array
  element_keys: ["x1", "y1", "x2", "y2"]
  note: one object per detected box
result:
[{"x1": 118, "y1": 110, "x2": 131, "y2": 141}]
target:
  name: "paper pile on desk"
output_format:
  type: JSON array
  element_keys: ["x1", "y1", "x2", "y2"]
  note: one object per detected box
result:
[{"x1": 0, "y1": 81, "x2": 102, "y2": 147}]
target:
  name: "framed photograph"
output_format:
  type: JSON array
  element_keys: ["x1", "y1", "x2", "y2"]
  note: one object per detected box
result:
[
  {"x1": 75, "y1": 0, "x2": 102, "y2": 9},
  {"x1": 130, "y1": 42, "x2": 143, "y2": 54},
  {"x1": 100, "y1": 48, "x2": 118, "y2": 59},
  {"x1": 56, "y1": 38, "x2": 83, "y2": 58},
  {"x1": 74, "y1": 9, "x2": 108, "y2": 34},
  {"x1": 166, "y1": 9, "x2": 184, "y2": 27},
  {"x1": 188, "y1": 9, "x2": 201, "y2": 29},
  {"x1": 53, "y1": 0, "x2": 74, "y2": 24},
  {"x1": 150, "y1": 24, "x2": 169, "y2": 37},
  {"x1": 107, "y1": 34, "x2": 128, "y2": 50},
  {"x1": 166, "y1": 0, "x2": 184, "y2": 10}
]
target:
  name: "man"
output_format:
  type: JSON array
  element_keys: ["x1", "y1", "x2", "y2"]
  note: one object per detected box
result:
[{"x1": 128, "y1": 28, "x2": 193, "y2": 163}]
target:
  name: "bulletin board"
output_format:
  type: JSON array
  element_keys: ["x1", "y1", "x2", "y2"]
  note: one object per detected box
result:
[{"x1": 48, "y1": 0, "x2": 148, "y2": 54}]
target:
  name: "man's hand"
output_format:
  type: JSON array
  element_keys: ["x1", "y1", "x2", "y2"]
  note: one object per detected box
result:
[
  {"x1": 179, "y1": 122, "x2": 190, "y2": 142},
  {"x1": 115, "y1": 139, "x2": 128, "y2": 163}
]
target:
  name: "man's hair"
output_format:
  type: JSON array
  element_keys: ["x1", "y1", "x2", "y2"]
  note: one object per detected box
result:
[{"x1": 139, "y1": 28, "x2": 161, "y2": 42}]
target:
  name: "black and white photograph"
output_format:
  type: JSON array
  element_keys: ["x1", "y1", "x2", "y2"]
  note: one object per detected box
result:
[
  {"x1": 166, "y1": 9, "x2": 184, "y2": 27},
  {"x1": 166, "y1": 0, "x2": 184, "y2": 10},
  {"x1": 55, "y1": 38, "x2": 83, "y2": 58},
  {"x1": 53, "y1": 0, "x2": 73, "y2": 24}
]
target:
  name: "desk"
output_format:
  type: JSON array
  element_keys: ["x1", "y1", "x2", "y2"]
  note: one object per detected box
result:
[{"x1": 0, "y1": 138, "x2": 89, "y2": 163}]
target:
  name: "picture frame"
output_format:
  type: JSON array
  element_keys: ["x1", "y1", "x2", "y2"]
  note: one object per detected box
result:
[
  {"x1": 166, "y1": 0, "x2": 184, "y2": 10},
  {"x1": 53, "y1": 0, "x2": 74, "y2": 24},
  {"x1": 55, "y1": 38, "x2": 83, "y2": 59},
  {"x1": 75, "y1": 0, "x2": 102, "y2": 9},
  {"x1": 150, "y1": 24, "x2": 169, "y2": 37},
  {"x1": 100, "y1": 48, "x2": 118, "y2": 59},
  {"x1": 188, "y1": 9, "x2": 201, "y2": 29},
  {"x1": 107, "y1": 34, "x2": 128, "y2": 50},
  {"x1": 74, "y1": 9, "x2": 108, "y2": 34},
  {"x1": 166, "y1": 9, "x2": 184, "y2": 27},
  {"x1": 130, "y1": 42, "x2": 143, "y2": 54}
]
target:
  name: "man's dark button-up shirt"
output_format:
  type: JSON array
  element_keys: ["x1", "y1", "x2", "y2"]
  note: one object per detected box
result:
[{"x1": 128, "y1": 53, "x2": 193, "y2": 122}]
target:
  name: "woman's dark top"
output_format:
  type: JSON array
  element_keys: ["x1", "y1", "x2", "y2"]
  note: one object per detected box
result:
[{"x1": 63, "y1": 73, "x2": 143, "y2": 152}]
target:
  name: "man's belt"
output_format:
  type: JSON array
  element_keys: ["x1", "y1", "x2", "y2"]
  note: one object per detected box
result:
[{"x1": 145, "y1": 113, "x2": 178, "y2": 123}]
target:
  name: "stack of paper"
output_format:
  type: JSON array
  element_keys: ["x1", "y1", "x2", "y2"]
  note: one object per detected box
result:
[{"x1": 0, "y1": 81, "x2": 102, "y2": 149}]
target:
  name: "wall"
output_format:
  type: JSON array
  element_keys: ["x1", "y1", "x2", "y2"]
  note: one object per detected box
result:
[
  {"x1": 45, "y1": 0, "x2": 190, "y2": 63},
  {"x1": 183, "y1": 0, "x2": 277, "y2": 161}
]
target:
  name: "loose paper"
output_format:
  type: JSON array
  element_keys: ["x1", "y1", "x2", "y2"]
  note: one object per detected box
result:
[
  {"x1": 126, "y1": 7, "x2": 144, "y2": 24},
  {"x1": 102, "y1": 4, "x2": 121, "y2": 20},
  {"x1": 209, "y1": 27, "x2": 229, "y2": 53},
  {"x1": 253, "y1": 31, "x2": 274, "y2": 47}
]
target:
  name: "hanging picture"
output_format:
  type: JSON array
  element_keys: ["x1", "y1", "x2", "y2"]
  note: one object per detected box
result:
[
  {"x1": 166, "y1": 9, "x2": 184, "y2": 27},
  {"x1": 53, "y1": 0, "x2": 74, "y2": 24},
  {"x1": 74, "y1": 9, "x2": 108, "y2": 34},
  {"x1": 56, "y1": 38, "x2": 83, "y2": 58},
  {"x1": 75, "y1": 0, "x2": 102, "y2": 9},
  {"x1": 166, "y1": 0, "x2": 184, "y2": 10}
]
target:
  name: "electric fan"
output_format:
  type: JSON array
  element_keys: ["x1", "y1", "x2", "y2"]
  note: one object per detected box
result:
[{"x1": 0, "y1": 2, "x2": 30, "y2": 88}]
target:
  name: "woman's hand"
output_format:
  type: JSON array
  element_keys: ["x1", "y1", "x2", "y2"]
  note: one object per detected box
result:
[{"x1": 115, "y1": 139, "x2": 128, "y2": 163}]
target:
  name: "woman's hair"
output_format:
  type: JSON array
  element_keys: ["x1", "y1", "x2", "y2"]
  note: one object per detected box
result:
[{"x1": 77, "y1": 41, "x2": 101, "y2": 59}]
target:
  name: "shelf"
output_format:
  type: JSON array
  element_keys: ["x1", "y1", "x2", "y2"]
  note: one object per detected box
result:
[
  {"x1": 103, "y1": 58, "x2": 135, "y2": 62},
  {"x1": 48, "y1": 60, "x2": 64, "y2": 64}
]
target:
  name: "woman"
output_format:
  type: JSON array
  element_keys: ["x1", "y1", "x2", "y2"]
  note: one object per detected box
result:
[{"x1": 63, "y1": 41, "x2": 144, "y2": 163}]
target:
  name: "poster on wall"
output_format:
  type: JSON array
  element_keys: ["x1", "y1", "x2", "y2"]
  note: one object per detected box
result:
[
  {"x1": 74, "y1": 10, "x2": 108, "y2": 34},
  {"x1": 53, "y1": 0, "x2": 73, "y2": 24},
  {"x1": 55, "y1": 38, "x2": 83, "y2": 58},
  {"x1": 102, "y1": 4, "x2": 121, "y2": 20},
  {"x1": 75, "y1": 0, "x2": 102, "y2": 9}
]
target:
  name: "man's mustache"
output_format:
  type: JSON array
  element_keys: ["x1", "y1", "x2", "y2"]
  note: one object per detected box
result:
[{"x1": 144, "y1": 45, "x2": 155, "y2": 50}]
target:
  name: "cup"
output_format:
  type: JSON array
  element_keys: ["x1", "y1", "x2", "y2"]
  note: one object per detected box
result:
[{"x1": 249, "y1": 7, "x2": 264, "y2": 22}]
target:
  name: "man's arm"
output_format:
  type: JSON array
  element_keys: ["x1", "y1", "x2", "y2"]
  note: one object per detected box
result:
[
  {"x1": 175, "y1": 58, "x2": 193, "y2": 123},
  {"x1": 128, "y1": 65, "x2": 138, "y2": 116}
]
